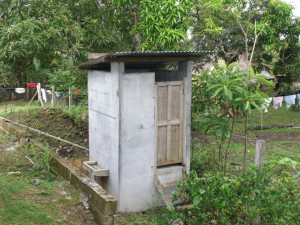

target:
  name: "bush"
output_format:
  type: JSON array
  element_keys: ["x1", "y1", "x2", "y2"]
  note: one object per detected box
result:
[
  {"x1": 169, "y1": 163, "x2": 300, "y2": 224},
  {"x1": 191, "y1": 138, "x2": 219, "y2": 176},
  {"x1": 63, "y1": 103, "x2": 88, "y2": 125}
]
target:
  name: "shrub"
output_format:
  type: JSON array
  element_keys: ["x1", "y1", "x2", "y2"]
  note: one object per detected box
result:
[
  {"x1": 169, "y1": 163, "x2": 300, "y2": 224},
  {"x1": 190, "y1": 138, "x2": 219, "y2": 176}
]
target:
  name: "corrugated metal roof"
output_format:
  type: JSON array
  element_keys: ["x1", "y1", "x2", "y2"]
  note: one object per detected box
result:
[
  {"x1": 108, "y1": 50, "x2": 212, "y2": 57},
  {"x1": 78, "y1": 51, "x2": 212, "y2": 70}
]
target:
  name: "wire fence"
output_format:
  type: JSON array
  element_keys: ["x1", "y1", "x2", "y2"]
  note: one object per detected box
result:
[
  {"x1": 0, "y1": 88, "x2": 35, "y2": 101},
  {"x1": 0, "y1": 86, "x2": 87, "y2": 107}
]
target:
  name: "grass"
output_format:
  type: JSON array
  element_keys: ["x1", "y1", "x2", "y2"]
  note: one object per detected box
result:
[
  {"x1": 191, "y1": 106, "x2": 300, "y2": 175},
  {"x1": 265, "y1": 140, "x2": 300, "y2": 162},
  {"x1": 0, "y1": 100, "x2": 40, "y2": 117},
  {"x1": 0, "y1": 134, "x2": 95, "y2": 225},
  {"x1": 115, "y1": 209, "x2": 169, "y2": 225},
  {"x1": 0, "y1": 175, "x2": 54, "y2": 225},
  {"x1": 234, "y1": 106, "x2": 300, "y2": 132},
  {"x1": 0, "y1": 133, "x2": 15, "y2": 145}
]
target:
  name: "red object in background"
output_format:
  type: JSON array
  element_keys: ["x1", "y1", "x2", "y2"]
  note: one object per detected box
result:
[
  {"x1": 74, "y1": 89, "x2": 81, "y2": 94},
  {"x1": 27, "y1": 82, "x2": 37, "y2": 88}
]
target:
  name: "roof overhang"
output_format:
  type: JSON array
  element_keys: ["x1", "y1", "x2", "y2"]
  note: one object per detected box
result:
[{"x1": 78, "y1": 51, "x2": 212, "y2": 70}]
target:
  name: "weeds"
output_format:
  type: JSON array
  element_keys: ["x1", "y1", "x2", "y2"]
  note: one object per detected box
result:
[
  {"x1": 0, "y1": 133, "x2": 15, "y2": 145},
  {"x1": 28, "y1": 144, "x2": 53, "y2": 180}
]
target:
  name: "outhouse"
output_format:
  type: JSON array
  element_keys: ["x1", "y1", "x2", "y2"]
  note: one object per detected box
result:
[{"x1": 79, "y1": 51, "x2": 208, "y2": 212}]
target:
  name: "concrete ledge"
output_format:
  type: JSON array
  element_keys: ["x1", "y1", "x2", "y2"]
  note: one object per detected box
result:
[
  {"x1": 156, "y1": 165, "x2": 183, "y2": 184},
  {"x1": 50, "y1": 153, "x2": 118, "y2": 224},
  {"x1": 91, "y1": 206, "x2": 115, "y2": 225},
  {"x1": 0, "y1": 118, "x2": 27, "y2": 138}
]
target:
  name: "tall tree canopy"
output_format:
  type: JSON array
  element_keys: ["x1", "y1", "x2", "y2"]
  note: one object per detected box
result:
[
  {"x1": 0, "y1": 0, "x2": 128, "y2": 88},
  {"x1": 0, "y1": 0, "x2": 299, "y2": 91}
]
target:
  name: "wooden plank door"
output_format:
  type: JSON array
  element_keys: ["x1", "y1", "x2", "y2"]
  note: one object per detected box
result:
[{"x1": 156, "y1": 81, "x2": 184, "y2": 167}]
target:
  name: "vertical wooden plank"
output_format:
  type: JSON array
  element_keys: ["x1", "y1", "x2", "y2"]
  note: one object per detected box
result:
[
  {"x1": 37, "y1": 83, "x2": 44, "y2": 107},
  {"x1": 51, "y1": 86, "x2": 56, "y2": 107},
  {"x1": 169, "y1": 125, "x2": 180, "y2": 161},
  {"x1": 170, "y1": 85, "x2": 181, "y2": 120},
  {"x1": 69, "y1": 88, "x2": 72, "y2": 109},
  {"x1": 166, "y1": 85, "x2": 172, "y2": 163},
  {"x1": 26, "y1": 82, "x2": 29, "y2": 100},
  {"x1": 255, "y1": 139, "x2": 265, "y2": 171},
  {"x1": 179, "y1": 83, "x2": 184, "y2": 161},
  {"x1": 253, "y1": 139, "x2": 265, "y2": 225},
  {"x1": 157, "y1": 126, "x2": 167, "y2": 166},
  {"x1": 157, "y1": 86, "x2": 168, "y2": 121}
]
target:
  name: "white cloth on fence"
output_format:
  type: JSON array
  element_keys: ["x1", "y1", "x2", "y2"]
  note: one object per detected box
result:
[
  {"x1": 273, "y1": 96, "x2": 283, "y2": 109},
  {"x1": 284, "y1": 95, "x2": 296, "y2": 108},
  {"x1": 41, "y1": 88, "x2": 48, "y2": 102},
  {"x1": 261, "y1": 97, "x2": 272, "y2": 113},
  {"x1": 55, "y1": 91, "x2": 62, "y2": 97},
  {"x1": 15, "y1": 88, "x2": 25, "y2": 94}
]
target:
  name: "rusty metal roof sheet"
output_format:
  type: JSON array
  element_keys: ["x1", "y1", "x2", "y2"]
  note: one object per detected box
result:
[{"x1": 78, "y1": 51, "x2": 212, "y2": 70}]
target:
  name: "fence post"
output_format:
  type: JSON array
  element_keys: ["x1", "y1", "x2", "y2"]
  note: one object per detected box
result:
[
  {"x1": 51, "y1": 86, "x2": 56, "y2": 107},
  {"x1": 37, "y1": 83, "x2": 44, "y2": 107},
  {"x1": 69, "y1": 88, "x2": 72, "y2": 109},
  {"x1": 252, "y1": 139, "x2": 265, "y2": 225},
  {"x1": 255, "y1": 139, "x2": 265, "y2": 171},
  {"x1": 26, "y1": 83, "x2": 29, "y2": 100}
]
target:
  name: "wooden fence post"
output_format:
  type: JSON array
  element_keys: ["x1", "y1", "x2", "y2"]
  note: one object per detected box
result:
[
  {"x1": 26, "y1": 83, "x2": 29, "y2": 100},
  {"x1": 69, "y1": 88, "x2": 72, "y2": 109},
  {"x1": 36, "y1": 83, "x2": 44, "y2": 107},
  {"x1": 252, "y1": 139, "x2": 265, "y2": 225},
  {"x1": 51, "y1": 86, "x2": 56, "y2": 107},
  {"x1": 255, "y1": 139, "x2": 265, "y2": 171}
]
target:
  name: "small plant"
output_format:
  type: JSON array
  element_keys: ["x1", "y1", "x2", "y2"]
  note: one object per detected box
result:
[
  {"x1": 62, "y1": 104, "x2": 88, "y2": 126},
  {"x1": 29, "y1": 144, "x2": 53, "y2": 180},
  {"x1": 41, "y1": 143, "x2": 52, "y2": 180},
  {"x1": 191, "y1": 138, "x2": 219, "y2": 176}
]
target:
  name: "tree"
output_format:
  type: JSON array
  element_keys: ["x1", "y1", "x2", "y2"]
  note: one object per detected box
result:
[
  {"x1": 112, "y1": 0, "x2": 194, "y2": 50},
  {"x1": 192, "y1": 60, "x2": 273, "y2": 173},
  {"x1": 190, "y1": 0, "x2": 300, "y2": 76},
  {"x1": 0, "y1": 0, "x2": 194, "y2": 87},
  {"x1": 0, "y1": 0, "x2": 126, "y2": 88}
]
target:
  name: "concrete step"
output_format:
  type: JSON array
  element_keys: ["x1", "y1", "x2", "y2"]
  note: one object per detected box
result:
[{"x1": 154, "y1": 176, "x2": 183, "y2": 208}]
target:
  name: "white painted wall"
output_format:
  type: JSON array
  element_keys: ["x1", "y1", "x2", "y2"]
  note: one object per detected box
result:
[{"x1": 118, "y1": 72, "x2": 156, "y2": 211}]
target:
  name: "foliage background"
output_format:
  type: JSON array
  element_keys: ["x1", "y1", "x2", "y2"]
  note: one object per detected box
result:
[{"x1": 0, "y1": 0, "x2": 299, "y2": 94}]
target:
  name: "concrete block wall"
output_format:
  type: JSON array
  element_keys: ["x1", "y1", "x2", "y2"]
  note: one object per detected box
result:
[{"x1": 50, "y1": 154, "x2": 118, "y2": 225}]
